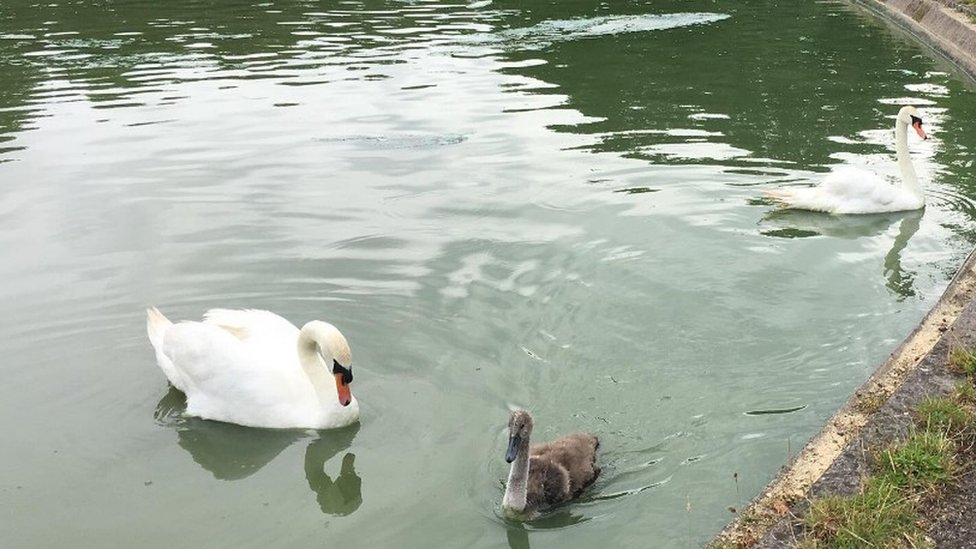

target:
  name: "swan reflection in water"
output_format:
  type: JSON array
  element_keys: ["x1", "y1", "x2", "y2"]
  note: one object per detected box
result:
[
  {"x1": 155, "y1": 388, "x2": 362, "y2": 514},
  {"x1": 506, "y1": 524, "x2": 530, "y2": 549},
  {"x1": 758, "y1": 208, "x2": 923, "y2": 299},
  {"x1": 304, "y1": 434, "x2": 362, "y2": 515},
  {"x1": 500, "y1": 508, "x2": 590, "y2": 549}
]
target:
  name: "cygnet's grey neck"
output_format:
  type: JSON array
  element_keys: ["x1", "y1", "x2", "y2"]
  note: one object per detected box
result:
[{"x1": 503, "y1": 435, "x2": 531, "y2": 512}]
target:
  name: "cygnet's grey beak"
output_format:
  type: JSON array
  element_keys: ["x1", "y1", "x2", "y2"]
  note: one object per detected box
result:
[{"x1": 505, "y1": 433, "x2": 521, "y2": 463}]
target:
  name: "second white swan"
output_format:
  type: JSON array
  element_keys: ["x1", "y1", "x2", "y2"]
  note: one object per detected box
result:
[{"x1": 765, "y1": 105, "x2": 928, "y2": 214}]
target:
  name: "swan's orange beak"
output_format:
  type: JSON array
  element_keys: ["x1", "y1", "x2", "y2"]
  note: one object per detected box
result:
[
  {"x1": 334, "y1": 373, "x2": 352, "y2": 407},
  {"x1": 912, "y1": 119, "x2": 927, "y2": 140}
]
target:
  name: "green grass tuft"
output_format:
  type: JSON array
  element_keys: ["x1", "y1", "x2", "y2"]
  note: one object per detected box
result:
[
  {"x1": 875, "y1": 431, "x2": 955, "y2": 491},
  {"x1": 954, "y1": 379, "x2": 976, "y2": 403},
  {"x1": 801, "y1": 479, "x2": 931, "y2": 548},
  {"x1": 798, "y1": 431, "x2": 953, "y2": 547},
  {"x1": 949, "y1": 347, "x2": 976, "y2": 376},
  {"x1": 916, "y1": 396, "x2": 971, "y2": 433}
]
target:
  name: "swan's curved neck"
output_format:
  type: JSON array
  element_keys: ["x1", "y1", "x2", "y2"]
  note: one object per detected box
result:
[
  {"x1": 503, "y1": 437, "x2": 531, "y2": 512},
  {"x1": 895, "y1": 118, "x2": 920, "y2": 196},
  {"x1": 297, "y1": 324, "x2": 334, "y2": 398}
]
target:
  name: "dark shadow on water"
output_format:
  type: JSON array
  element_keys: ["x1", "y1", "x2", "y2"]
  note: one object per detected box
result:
[
  {"x1": 758, "y1": 208, "x2": 920, "y2": 241},
  {"x1": 176, "y1": 420, "x2": 304, "y2": 481},
  {"x1": 155, "y1": 387, "x2": 305, "y2": 480},
  {"x1": 883, "y1": 209, "x2": 923, "y2": 299},
  {"x1": 502, "y1": 508, "x2": 589, "y2": 549},
  {"x1": 153, "y1": 388, "x2": 363, "y2": 517},
  {"x1": 744, "y1": 405, "x2": 807, "y2": 416},
  {"x1": 304, "y1": 427, "x2": 363, "y2": 516},
  {"x1": 759, "y1": 208, "x2": 923, "y2": 299},
  {"x1": 506, "y1": 523, "x2": 530, "y2": 549},
  {"x1": 153, "y1": 385, "x2": 188, "y2": 423},
  {"x1": 526, "y1": 509, "x2": 588, "y2": 528}
]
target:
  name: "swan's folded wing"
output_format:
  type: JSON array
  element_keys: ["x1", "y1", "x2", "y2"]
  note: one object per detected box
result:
[
  {"x1": 161, "y1": 321, "x2": 304, "y2": 422},
  {"x1": 161, "y1": 322, "x2": 254, "y2": 391},
  {"x1": 203, "y1": 309, "x2": 300, "y2": 343},
  {"x1": 821, "y1": 168, "x2": 898, "y2": 206},
  {"x1": 201, "y1": 309, "x2": 305, "y2": 381}
]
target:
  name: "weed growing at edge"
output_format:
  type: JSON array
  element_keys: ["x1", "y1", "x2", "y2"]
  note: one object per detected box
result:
[
  {"x1": 916, "y1": 397, "x2": 972, "y2": 433},
  {"x1": 949, "y1": 346, "x2": 976, "y2": 376},
  {"x1": 874, "y1": 431, "x2": 955, "y2": 491},
  {"x1": 954, "y1": 379, "x2": 976, "y2": 403},
  {"x1": 801, "y1": 479, "x2": 931, "y2": 548}
]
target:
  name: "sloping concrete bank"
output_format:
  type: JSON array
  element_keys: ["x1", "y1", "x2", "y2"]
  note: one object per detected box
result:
[
  {"x1": 852, "y1": 0, "x2": 976, "y2": 79},
  {"x1": 711, "y1": 5, "x2": 976, "y2": 545},
  {"x1": 765, "y1": 283, "x2": 976, "y2": 547},
  {"x1": 712, "y1": 251, "x2": 976, "y2": 547}
]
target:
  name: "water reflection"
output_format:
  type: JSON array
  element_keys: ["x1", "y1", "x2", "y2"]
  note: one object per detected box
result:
[
  {"x1": 759, "y1": 208, "x2": 923, "y2": 298},
  {"x1": 884, "y1": 211, "x2": 923, "y2": 299},
  {"x1": 758, "y1": 208, "x2": 919, "y2": 240},
  {"x1": 493, "y1": 12, "x2": 730, "y2": 50},
  {"x1": 155, "y1": 388, "x2": 303, "y2": 480},
  {"x1": 506, "y1": 523, "x2": 530, "y2": 549},
  {"x1": 154, "y1": 388, "x2": 364, "y2": 516},
  {"x1": 0, "y1": 0, "x2": 508, "y2": 159},
  {"x1": 304, "y1": 429, "x2": 363, "y2": 516},
  {"x1": 502, "y1": 508, "x2": 590, "y2": 549}
]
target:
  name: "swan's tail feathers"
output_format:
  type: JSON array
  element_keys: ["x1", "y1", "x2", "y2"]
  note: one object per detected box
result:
[
  {"x1": 146, "y1": 306, "x2": 173, "y2": 351},
  {"x1": 763, "y1": 189, "x2": 797, "y2": 208},
  {"x1": 146, "y1": 307, "x2": 187, "y2": 392}
]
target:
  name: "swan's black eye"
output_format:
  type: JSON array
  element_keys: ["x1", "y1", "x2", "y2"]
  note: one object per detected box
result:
[
  {"x1": 333, "y1": 360, "x2": 353, "y2": 384},
  {"x1": 911, "y1": 115, "x2": 923, "y2": 126}
]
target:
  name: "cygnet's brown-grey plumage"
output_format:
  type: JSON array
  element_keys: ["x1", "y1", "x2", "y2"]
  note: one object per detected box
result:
[{"x1": 502, "y1": 410, "x2": 600, "y2": 516}]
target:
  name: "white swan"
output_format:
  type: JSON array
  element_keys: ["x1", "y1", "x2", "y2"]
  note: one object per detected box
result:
[
  {"x1": 765, "y1": 105, "x2": 928, "y2": 214},
  {"x1": 146, "y1": 307, "x2": 360, "y2": 429},
  {"x1": 502, "y1": 410, "x2": 600, "y2": 517}
]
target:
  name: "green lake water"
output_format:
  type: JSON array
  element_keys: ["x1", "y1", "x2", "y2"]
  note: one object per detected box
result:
[{"x1": 2, "y1": 0, "x2": 976, "y2": 547}]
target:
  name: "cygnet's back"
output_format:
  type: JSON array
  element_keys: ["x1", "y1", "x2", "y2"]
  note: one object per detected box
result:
[
  {"x1": 528, "y1": 432, "x2": 600, "y2": 507},
  {"x1": 503, "y1": 410, "x2": 600, "y2": 515}
]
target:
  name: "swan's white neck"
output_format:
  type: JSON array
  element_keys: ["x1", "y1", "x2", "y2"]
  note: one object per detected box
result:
[
  {"x1": 297, "y1": 322, "x2": 336, "y2": 399},
  {"x1": 296, "y1": 321, "x2": 360, "y2": 429},
  {"x1": 503, "y1": 439, "x2": 530, "y2": 512},
  {"x1": 895, "y1": 117, "x2": 921, "y2": 198}
]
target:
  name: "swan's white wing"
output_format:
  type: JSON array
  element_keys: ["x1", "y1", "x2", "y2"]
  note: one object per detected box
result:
[
  {"x1": 203, "y1": 308, "x2": 300, "y2": 344},
  {"x1": 160, "y1": 321, "x2": 314, "y2": 427},
  {"x1": 202, "y1": 308, "x2": 311, "y2": 394},
  {"x1": 767, "y1": 167, "x2": 909, "y2": 214},
  {"x1": 815, "y1": 167, "x2": 903, "y2": 213},
  {"x1": 204, "y1": 309, "x2": 303, "y2": 365}
]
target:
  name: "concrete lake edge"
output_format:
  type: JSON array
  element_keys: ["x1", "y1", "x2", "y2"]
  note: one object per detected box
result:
[{"x1": 710, "y1": 0, "x2": 976, "y2": 546}]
